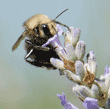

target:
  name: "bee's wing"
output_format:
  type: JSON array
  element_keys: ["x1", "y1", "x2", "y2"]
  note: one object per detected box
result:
[{"x1": 12, "y1": 30, "x2": 27, "y2": 51}]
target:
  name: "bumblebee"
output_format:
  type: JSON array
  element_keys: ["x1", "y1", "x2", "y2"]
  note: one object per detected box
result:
[{"x1": 12, "y1": 9, "x2": 69, "y2": 69}]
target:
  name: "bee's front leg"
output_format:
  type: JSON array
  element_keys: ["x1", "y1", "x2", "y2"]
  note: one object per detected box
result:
[
  {"x1": 25, "y1": 59, "x2": 35, "y2": 65},
  {"x1": 25, "y1": 39, "x2": 50, "y2": 51},
  {"x1": 25, "y1": 48, "x2": 33, "y2": 59}
]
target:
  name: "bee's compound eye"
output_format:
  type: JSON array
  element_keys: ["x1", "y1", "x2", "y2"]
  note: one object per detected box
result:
[
  {"x1": 41, "y1": 24, "x2": 50, "y2": 35},
  {"x1": 41, "y1": 24, "x2": 47, "y2": 29}
]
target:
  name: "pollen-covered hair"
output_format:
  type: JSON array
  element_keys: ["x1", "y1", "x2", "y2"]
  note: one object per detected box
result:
[{"x1": 23, "y1": 14, "x2": 57, "y2": 38}]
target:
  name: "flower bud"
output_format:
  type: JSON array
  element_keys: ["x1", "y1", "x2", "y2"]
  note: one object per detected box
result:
[
  {"x1": 75, "y1": 41, "x2": 86, "y2": 61},
  {"x1": 72, "y1": 85, "x2": 93, "y2": 101},
  {"x1": 50, "y1": 58, "x2": 65, "y2": 70},
  {"x1": 64, "y1": 27, "x2": 81, "y2": 46},
  {"x1": 65, "y1": 43, "x2": 76, "y2": 62},
  {"x1": 75, "y1": 60, "x2": 84, "y2": 80}
]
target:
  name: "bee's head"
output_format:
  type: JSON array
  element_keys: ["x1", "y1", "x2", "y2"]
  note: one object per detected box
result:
[{"x1": 23, "y1": 14, "x2": 57, "y2": 38}]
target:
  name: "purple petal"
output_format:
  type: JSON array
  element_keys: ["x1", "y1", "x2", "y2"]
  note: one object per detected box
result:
[
  {"x1": 64, "y1": 102, "x2": 79, "y2": 109},
  {"x1": 56, "y1": 24, "x2": 63, "y2": 36},
  {"x1": 50, "y1": 34, "x2": 63, "y2": 48},
  {"x1": 42, "y1": 24, "x2": 63, "y2": 48},
  {"x1": 41, "y1": 34, "x2": 62, "y2": 47},
  {"x1": 57, "y1": 92, "x2": 78, "y2": 109},
  {"x1": 57, "y1": 92, "x2": 68, "y2": 106},
  {"x1": 104, "y1": 65, "x2": 109, "y2": 76},
  {"x1": 72, "y1": 28, "x2": 81, "y2": 39},
  {"x1": 50, "y1": 24, "x2": 63, "y2": 48},
  {"x1": 83, "y1": 97, "x2": 99, "y2": 109}
]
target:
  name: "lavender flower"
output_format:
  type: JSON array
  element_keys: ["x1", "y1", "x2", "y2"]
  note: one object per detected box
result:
[
  {"x1": 57, "y1": 92, "x2": 100, "y2": 109},
  {"x1": 65, "y1": 51, "x2": 98, "y2": 86},
  {"x1": 72, "y1": 66, "x2": 109, "y2": 108},
  {"x1": 50, "y1": 27, "x2": 85, "y2": 75},
  {"x1": 73, "y1": 83, "x2": 108, "y2": 107},
  {"x1": 48, "y1": 26, "x2": 110, "y2": 108},
  {"x1": 50, "y1": 26, "x2": 98, "y2": 87}
]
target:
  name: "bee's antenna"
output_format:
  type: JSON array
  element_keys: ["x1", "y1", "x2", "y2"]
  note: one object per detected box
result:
[
  {"x1": 51, "y1": 25, "x2": 58, "y2": 34},
  {"x1": 54, "y1": 8, "x2": 68, "y2": 20},
  {"x1": 52, "y1": 9, "x2": 70, "y2": 31},
  {"x1": 47, "y1": 9, "x2": 70, "y2": 31},
  {"x1": 54, "y1": 20, "x2": 70, "y2": 31}
]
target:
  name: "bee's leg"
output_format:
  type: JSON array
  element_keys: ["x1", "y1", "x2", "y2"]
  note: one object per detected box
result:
[
  {"x1": 25, "y1": 49, "x2": 33, "y2": 59},
  {"x1": 25, "y1": 39, "x2": 35, "y2": 47},
  {"x1": 25, "y1": 39, "x2": 50, "y2": 51},
  {"x1": 34, "y1": 46, "x2": 50, "y2": 51},
  {"x1": 25, "y1": 59, "x2": 34, "y2": 65}
]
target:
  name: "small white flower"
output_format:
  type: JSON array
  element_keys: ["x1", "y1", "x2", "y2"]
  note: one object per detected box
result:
[
  {"x1": 84, "y1": 51, "x2": 98, "y2": 76},
  {"x1": 65, "y1": 70, "x2": 81, "y2": 84},
  {"x1": 64, "y1": 43, "x2": 76, "y2": 62},
  {"x1": 100, "y1": 65, "x2": 110, "y2": 81},
  {"x1": 63, "y1": 27, "x2": 81, "y2": 46},
  {"x1": 72, "y1": 85, "x2": 93, "y2": 101},
  {"x1": 50, "y1": 58, "x2": 65, "y2": 70},
  {"x1": 75, "y1": 41, "x2": 86, "y2": 61},
  {"x1": 100, "y1": 65, "x2": 110, "y2": 89},
  {"x1": 94, "y1": 80, "x2": 108, "y2": 107},
  {"x1": 75, "y1": 60, "x2": 85, "y2": 80}
]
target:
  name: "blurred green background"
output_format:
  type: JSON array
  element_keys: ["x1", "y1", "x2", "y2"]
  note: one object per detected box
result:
[{"x1": 0, "y1": 0, "x2": 110, "y2": 109}]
